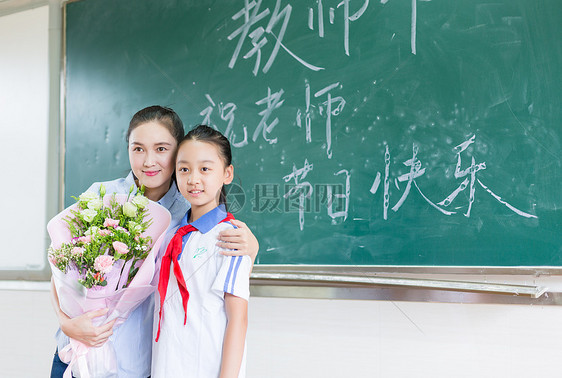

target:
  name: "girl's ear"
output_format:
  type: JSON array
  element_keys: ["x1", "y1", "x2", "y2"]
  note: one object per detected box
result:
[{"x1": 224, "y1": 165, "x2": 234, "y2": 185}]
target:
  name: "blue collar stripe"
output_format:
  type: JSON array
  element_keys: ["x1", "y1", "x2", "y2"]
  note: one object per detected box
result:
[{"x1": 179, "y1": 205, "x2": 227, "y2": 234}]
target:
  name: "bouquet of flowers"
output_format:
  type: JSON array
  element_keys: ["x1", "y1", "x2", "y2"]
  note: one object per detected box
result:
[{"x1": 48, "y1": 184, "x2": 171, "y2": 378}]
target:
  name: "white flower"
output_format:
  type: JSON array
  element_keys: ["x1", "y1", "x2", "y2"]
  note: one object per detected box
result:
[
  {"x1": 99, "y1": 183, "x2": 106, "y2": 198},
  {"x1": 79, "y1": 191, "x2": 98, "y2": 202},
  {"x1": 128, "y1": 221, "x2": 143, "y2": 234},
  {"x1": 82, "y1": 209, "x2": 98, "y2": 223},
  {"x1": 131, "y1": 194, "x2": 149, "y2": 209},
  {"x1": 115, "y1": 226, "x2": 130, "y2": 235},
  {"x1": 123, "y1": 202, "x2": 138, "y2": 217},
  {"x1": 85, "y1": 226, "x2": 100, "y2": 236},
  {"x1": 87, "y1": 198, "x2": 103, "y2": 211}
]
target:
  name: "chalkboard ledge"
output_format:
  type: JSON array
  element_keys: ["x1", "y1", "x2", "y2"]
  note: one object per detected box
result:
[{"x1": 250, "y1": 265, "x2": 562, "y2": 305}]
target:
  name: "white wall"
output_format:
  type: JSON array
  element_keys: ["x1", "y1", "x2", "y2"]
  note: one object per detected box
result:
[
  {"x1": 0, "y1": 5, "x2": 49, "y2": 270},
  {"x1": 247, "y1": 296, "x2": 562, "y2": 377},
  {"x1": 3, "y1": 288, "x2": 562, "y2": 377}
]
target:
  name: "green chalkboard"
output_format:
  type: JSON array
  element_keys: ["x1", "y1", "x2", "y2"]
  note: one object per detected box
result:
[{"x1": 65, "y1": 0, "x2": 561, "y2": 266}]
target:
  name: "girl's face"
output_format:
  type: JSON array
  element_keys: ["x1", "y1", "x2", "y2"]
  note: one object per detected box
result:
[
  {"x1": 175, "y1": 140, "x2": 233, "y2": 221},
  {"x1": 128, "y1": 121, "x2": 178, "y2": 201}
]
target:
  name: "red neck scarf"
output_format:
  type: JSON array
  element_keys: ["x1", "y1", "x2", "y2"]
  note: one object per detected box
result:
[{"x1": 155, "y1": 212, "x2": 234, "y2": 342}]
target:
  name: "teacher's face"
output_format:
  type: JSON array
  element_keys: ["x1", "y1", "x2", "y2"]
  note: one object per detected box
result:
[{"x1": 128, "y1": 121, "x2": 177, "y2": 201}]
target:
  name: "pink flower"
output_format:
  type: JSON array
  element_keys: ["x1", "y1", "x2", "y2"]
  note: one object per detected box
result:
[
  {"x1": 112, "y1": 241, "x2": 129, "y2": 255},
  {"x1": 94, "y1": 255, "x2": 114, "y2": 274},
  {"x1": 98, "y1": 229, "x2": 112, "y2": 237},
  {"x1": 71, "y1": 247, "x2": 85, "y2": 256},
  {"x1": 103, "y1": 218, "x2": 120, "y2": 228},
  {"x1": 78, "y1": 235, "x2": 91, "y2": 243}
]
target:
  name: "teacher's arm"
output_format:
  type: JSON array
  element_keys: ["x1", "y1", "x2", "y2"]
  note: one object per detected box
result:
[
  {"x1": 217, "y1": 219, "x2": 259, "y2": 267},
  {"x1": 50, "y1": 278, "x2": 116, "y2": 347}
]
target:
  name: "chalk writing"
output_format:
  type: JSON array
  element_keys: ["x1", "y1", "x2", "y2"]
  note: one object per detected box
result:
[
  {"x1": 327, "y1": 169, "x2": 351, "y2": 223},
  {"x1": 370, "y1": 137, "x2": 538, "y2": 220},
  {"x1": 226, "y1": 0, "x2": 418, "y2": 77},
  {"x1": 228, "y1": 0, "x2": 324, "y2": 76},
  {"x1": 438, "y1": 135, "x2": 538, "y2": 219},
  {"x1": 307, "y1": 0, "x2": 370, "y2": 56},
  {"x1": 296, "y1": 80, "x2": 346, "y2": 158},
  {"x1": 295, "y1": 80, "x2": 312, "y2": 142},
  {"x1": 200, "y1": 94, "x2": 249, "y2": 148},
  {"x1": 369, "y1": 144, "x2": 391, "y2": 219},
  {"x1": 410, "y1": 0, "x2": 417, "y2": 55},
  {"x1": 283, "y1": 159, "x2": 314, "y2": 230},
  {"x1": 391, "y1": 144, "x2": 454, "y2": 215},
  {"x1": 254, "y1": 87, "x2": 285, "y2": 144}
]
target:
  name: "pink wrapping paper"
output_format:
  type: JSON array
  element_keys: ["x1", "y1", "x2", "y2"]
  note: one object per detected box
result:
[{"x1": 48, "y1": 194, "x2": 171, "y2": 378}]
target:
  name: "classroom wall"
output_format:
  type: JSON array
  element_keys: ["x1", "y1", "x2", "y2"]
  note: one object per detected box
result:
[
  {"x1": 1, "y1": 2, "x2": 562, "y2": 377},
  {"x1": 3, "y1": 287, "x2": 562, "y2": 377},
  {"x1": 0, "y1": 4, "x2": 49, "y2": 271}
]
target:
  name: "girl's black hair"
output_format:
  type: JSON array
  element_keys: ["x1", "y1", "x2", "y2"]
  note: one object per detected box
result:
[
  {"x1": 179, "y1": 125, "x2": 232, "y2": 209},
  {"x1": 126, "y1": 105, "x2": 184, "y2": 145}
]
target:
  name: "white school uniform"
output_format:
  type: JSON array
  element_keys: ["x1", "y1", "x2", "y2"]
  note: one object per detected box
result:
[{"x1": 152, "y1": 205, "x2": 251, "y2": 378}]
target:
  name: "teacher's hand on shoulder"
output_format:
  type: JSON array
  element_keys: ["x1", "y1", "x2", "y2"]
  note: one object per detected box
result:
[{"x1": 217, "y1": 219, "x2": 259, "y2": 264}]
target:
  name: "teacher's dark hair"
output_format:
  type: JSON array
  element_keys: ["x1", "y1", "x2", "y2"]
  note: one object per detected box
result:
[{"x1": 126, "y1": 105, "x2": 184, "y2": 145}]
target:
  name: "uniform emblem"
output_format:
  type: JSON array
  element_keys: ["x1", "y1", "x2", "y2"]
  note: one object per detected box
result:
[{"x1": 193, "y1": 247, "x2": 208, "y2": 259}]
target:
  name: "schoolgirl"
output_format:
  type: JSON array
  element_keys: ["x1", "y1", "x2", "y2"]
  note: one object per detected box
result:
[{"x1": 152, "y1": 125, "x2": 251, "y2": 378}]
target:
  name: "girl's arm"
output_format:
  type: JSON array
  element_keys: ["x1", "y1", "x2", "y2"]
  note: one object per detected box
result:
[
  {"x1": 220, "y1": 294, "x2": 248, "y2": 378},
  {"x1": 217, "y1": 219, "x2": 259, "y2": 265},
  {"x1": 50, "y1": 278, "x2": 116, "y2": 347}
]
